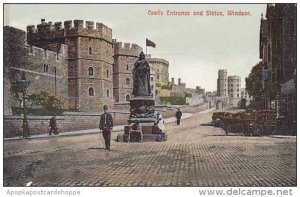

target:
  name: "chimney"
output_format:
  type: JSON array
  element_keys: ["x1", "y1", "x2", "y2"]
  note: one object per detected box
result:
[{"x1": 178, "y1": 78, "x2": 181, "y2": 85}]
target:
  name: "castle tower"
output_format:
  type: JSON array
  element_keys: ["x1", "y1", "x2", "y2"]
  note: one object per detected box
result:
[
  {"x1": 228, "y1": 75, "x2": 241, "y2": 106},
  {"x1": 217, "y1": 69, "x2": 228, "y2": 98},
  {"x1": 147, "y1": 57, "x2": 169, "y2": 85},
  {"x1": 27, "y1": 19, "x2": 114, "y2": 112},
  {"x1": 113, "y1": 42, "x2": 143, "y2": 103}
]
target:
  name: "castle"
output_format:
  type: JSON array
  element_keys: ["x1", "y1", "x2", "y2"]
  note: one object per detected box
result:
[
  {"x1": 4, "y1": 25, "x2": 69, "y2": 115},
  {"x1": 26, "y1": 19, "x2": 114, "y2": 112},
  {"x1": 4, "y1": 19, "x2": 169, "y2": 114}
]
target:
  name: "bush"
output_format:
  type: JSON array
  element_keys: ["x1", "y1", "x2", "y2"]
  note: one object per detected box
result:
[
  {"x1": 12, "y1": 91, "x2": 65, "y2": 116},
  {"x1": 161, "y1": 84, "x2": 172, "y2": 90}
]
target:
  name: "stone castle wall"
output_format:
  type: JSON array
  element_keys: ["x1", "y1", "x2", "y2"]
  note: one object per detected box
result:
[
  {"x1": 148, "y1": 57, "x2": 169, "y2": 85},
  {"x1": 4, "y1": 26, "x2": 69, "y2": 112},
  {"x1": 26, "y1": 19, "x2": 114, "y2": 112},
  {"x1": 113, "y1": 42, "x2": 143, "y2": 103}
]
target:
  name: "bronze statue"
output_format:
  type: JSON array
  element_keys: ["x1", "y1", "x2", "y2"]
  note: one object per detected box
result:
[{"x1": 132, "y1": 52, "x2": 151, "y2": 97}]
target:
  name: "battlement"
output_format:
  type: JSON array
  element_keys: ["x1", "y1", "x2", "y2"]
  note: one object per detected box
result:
[
  {"x1": 26, "y1": 43, "x2": 68, "y2": 62},
  {"x1": 27, "y1": 19, "x2": 112, "y2": 42},
  {"x1": 114, "y1": 41, "x2": 143, "y2": 57},
  {"x1": 147, "y1": 57, "x2": 169, "y2": 66}
]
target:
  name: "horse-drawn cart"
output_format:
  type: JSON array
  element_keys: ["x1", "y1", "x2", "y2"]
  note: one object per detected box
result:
[{"x1": 212, "y1": 110, "x2": 277, "y2": 136}]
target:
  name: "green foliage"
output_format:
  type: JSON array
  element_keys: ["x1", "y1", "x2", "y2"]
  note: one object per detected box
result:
[
  {"x1": 246, "y1": 61, "x2": 281, "y2": 101},
  {"x1": 185, "y1": 92, "x2": 192, "y2": 97},
  {"x1": 12, "y1": 91, "x2": 65, "y2": 116},
  {"x1": 161, "y1": 84, "x2": 172, "y2": 90},
  {"x1": 27, "y1": 92, "x2": 64, "y2": 110},
  {"x1": 245, "y1": 62, "x2": 263, "y2": 98},
  {"x1": 156, "y1": 82, "x2": 161, "y2": 87}
]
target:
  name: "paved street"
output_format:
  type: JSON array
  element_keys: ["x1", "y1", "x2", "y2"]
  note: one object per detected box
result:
[{"x1": 4, "y1": 109, "x2": 296, "y2": 187}]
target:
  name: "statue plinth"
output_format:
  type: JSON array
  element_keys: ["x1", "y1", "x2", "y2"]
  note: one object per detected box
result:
[{"x1": 128, "y1": 96, "x2": 156, "y2": 124}]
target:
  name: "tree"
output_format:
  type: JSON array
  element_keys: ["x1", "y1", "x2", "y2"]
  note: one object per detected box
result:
[
  {"x1": 11, "y1": 91, "x2": 64, "y2": 115},
  {"x1": 246, "y1": 61, "x2": 281, "y2": 108},
  {"x1": 245, "y1": 62, "x2": 263, "y2": 98},
  {"x1": 27, "y1": 92, "x2": 64, "y2": 110}
]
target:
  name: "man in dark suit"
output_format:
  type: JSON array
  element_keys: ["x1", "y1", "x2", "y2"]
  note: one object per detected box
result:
[
  {"x1": 49, "y1": 116, "x2": 59, "y2": 135},
  {"x1": 99, "y1": 105, "x2": 113, "y2": 151},
  {"x1": 175, "y1": 108, "x2": 182, "y2": 125}
]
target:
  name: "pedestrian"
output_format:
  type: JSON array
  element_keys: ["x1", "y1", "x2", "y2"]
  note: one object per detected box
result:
[
  {"x1": 152, "y1": 122, "x2": 166, "y2": 142},
  {"x1": 99, "y1": 105, "x2": 113, "y2": 151},
  {"x1": 49, "y1": 116, "x2": 59, "y2": 135},
  {"x1": 175, "y1": 108, "x2": 182, "y2": 125},
  {"x1": 157, "y1": 113, "x2": 165, "y2": 132},
  {"x1": 130, "y1": 120, "x2": 142, "y2": 142}
]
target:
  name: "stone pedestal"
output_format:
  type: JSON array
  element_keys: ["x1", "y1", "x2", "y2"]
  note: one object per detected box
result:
[
  {"x1": 117, "y1": 96, "x2": 166, "y2": 142},
  {"x1": 128, "y1": 96, "x2": 156, "y2": 124}
]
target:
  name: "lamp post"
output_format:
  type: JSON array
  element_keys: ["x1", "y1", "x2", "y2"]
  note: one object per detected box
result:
[
  {"x1": 261, "y1": 66, "x2": 270, "y2": 110},
  {"x1": 17, "y1": 72, "x2": 31, "y2": 138}
]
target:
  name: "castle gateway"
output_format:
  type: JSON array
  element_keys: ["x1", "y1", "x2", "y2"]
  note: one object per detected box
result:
[{"x1": 27, "y1": 19, "x2": 114, "y2": 112}]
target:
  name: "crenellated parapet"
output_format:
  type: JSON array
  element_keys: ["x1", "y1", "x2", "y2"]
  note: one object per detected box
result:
[
  {"x1": 26, "y1": 43, "x2": 68, "y2": 62},
  {"x1": 27, "y1": 19, "x2": 113, "y2": 44},
  {"x1": 114, "y1": 41, "x2": 143, "y2": 57},
  {"x1": 147, "y1": 57, "x2": 169, "y2": 67}
]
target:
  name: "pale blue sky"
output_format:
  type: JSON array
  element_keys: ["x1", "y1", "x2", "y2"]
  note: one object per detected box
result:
[{"x1": 4, "y1": 4, "x2": 266, "y2": 91}]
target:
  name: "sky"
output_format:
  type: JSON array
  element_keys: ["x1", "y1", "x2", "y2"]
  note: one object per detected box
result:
[{"x1": 4, "y1": 4, "x2": 266, "y2": 92}]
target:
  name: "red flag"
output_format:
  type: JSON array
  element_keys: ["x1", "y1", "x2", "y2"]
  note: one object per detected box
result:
[{"x1": 146, "y1": 38, "x2": 156, "y2": 48}]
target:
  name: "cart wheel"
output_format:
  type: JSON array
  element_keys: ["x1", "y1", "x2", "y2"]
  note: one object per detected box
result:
[
  {"x1": 219, "y1": 119, "x2": 228, "y2": 135},
  {"x1": 253, "y1": 114, "x2": 276, "y2": 135}
]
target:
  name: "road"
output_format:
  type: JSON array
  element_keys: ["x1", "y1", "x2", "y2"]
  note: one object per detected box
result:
[{"x1": 3, "y1": 109, "x2": 296, "y2": 186}]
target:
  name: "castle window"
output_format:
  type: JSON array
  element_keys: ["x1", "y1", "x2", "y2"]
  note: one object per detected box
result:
[
  {"x1": 151, "y1": 85, "x2": 154, "y2": 91},
  {"x1": 89, "y1": 47, "x2": 92, "y2": 55},
  {"x1": 88, "y1": 67, "x2": 94, "y2": 76},
  {"x1": 126, "y1": 64, "x2": 129, "y2": 70},
  {"x1": 88, "y1": 87, "x2": 94, "y2": 96},
  {"x1": 107, "y1": 89, "x2": 110, "y2": 98},
  {"x1": 157, "y1": 75, "x2": 160, "y2": 80},
  {"x1": 43, "y1": 64, "x2": 49, "y2": 73},
  {"x1": 151, "y1": 77, "x2": 154, "y2": 82},
  {"x1": 237, "y1": 94, "x2": 239, "y2": 98},
  {"x1": 126, "y1": 95, "x2": 130, "y2": 102},
  {"x1": 107, "y1": 70, "x2": 109, "y2": 78},
  {"x1": 125, "y1": 78, "x2": 130, "y2": 86}
]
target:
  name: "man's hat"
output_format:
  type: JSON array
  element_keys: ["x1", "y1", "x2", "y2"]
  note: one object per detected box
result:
[{"x1": 103, "y1": 105, "x2": 108, "y2": 110}]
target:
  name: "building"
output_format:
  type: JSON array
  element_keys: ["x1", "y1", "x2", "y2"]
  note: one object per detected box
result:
[
  {"x1": 147, "y1": 56, "x2": 169, "y2": 85},
  {"x1": 228, "y1": 75, "x2": 241, "y2": 106},
  {"x1": 240, "y1": 88, "x2": 252, "y2": 106},
  {"x1": 186, "y1": 93, "x2": 204, "y2": 106},
  {"x1": 217, "y1": 69, "x2": 228, "y2": 98},
  {"x1": 113, "y1": 41, "x2": 143, "y2": 103},
  {"x1": 216, "y1": 69, "x2": 243, "y2": 107},
  {"x1": 196, "y1": 86, "x2": 205, "y2": 95},
  {"x1": 26, "y1": 19, "x2": 114, "y2": 112},
  {"x1": 4, "y1": 26, "x2": 69, "y2": 115},
  {"x1": 260, "y1": 4, "x2": 296, "y2": 128}
]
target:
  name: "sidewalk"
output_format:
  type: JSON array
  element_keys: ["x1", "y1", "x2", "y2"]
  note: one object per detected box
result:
[{"x1": 4, "y1": 111, "x2": 197, "y2": 141}]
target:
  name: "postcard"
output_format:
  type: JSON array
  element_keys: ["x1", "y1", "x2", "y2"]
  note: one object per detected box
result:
[{"x1": 2, "y1": 2, "x2": 297, "y2": 196}]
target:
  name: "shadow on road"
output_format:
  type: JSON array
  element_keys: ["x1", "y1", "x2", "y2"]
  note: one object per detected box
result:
[
  {"x1": 200, "y1": 122, "x2": 215, "y2": 126},
  {"x1": 87, "y1": 147, "x2": 106, "y2": 150}
]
